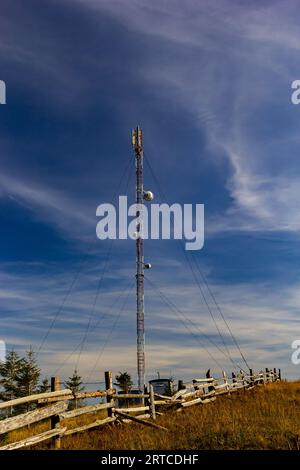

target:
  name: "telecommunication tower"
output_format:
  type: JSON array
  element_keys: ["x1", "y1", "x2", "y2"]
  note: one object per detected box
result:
[{"x1": 131, "y1": 127, "x2": 153, "y2": 392}]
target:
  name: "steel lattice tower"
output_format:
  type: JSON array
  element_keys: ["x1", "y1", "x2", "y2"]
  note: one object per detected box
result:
[
  {"x1": 132, "y1": 127, "x2": 145, "y2": 391},
  {"x1": 132, "y1": 126, "x2": 145, "y2": 392},
  {"x1": 132, "y1": 126, "x2": 153, "y2": 392}
]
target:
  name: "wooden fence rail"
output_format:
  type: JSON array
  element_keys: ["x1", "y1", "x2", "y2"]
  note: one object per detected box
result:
[
  {"x1": 0, "y1": 389, "x2": 72, "y2": 410},
  {"x1": 0, "y1": 428, "x2": 67, "y2": 451},
  {"x1": 60, "y1": 402, "x2": 113, "y2": 420},
  {"x1": 0, "y1": 367, "x2": 281, "y2": 450},
  {"x1": 0, "y1": 402, "x2": 67, "y2": 434}
]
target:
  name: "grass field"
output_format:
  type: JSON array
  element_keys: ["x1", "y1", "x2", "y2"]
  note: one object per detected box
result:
[{"x1": 3, "y1": 380, "x2": 300, "y2": 450}]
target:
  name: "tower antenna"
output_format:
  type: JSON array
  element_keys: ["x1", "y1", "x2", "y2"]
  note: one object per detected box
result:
[{"x1": 131, "y1": 126, "x2": 153, "y2": 392}]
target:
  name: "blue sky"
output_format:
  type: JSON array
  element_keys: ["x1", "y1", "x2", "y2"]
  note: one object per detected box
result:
[{"x1": 1, "y1": 0, "x2": 300, "y2": 384}]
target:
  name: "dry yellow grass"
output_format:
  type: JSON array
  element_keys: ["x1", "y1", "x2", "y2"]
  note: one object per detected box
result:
[{"x1": 2, "y1": 381, "x2": 300, "y2": 450}]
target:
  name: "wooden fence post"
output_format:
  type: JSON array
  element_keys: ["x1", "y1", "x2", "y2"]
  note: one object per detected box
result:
[
  {"x1": 105, "y1": 371, "x2": 114, "y2": 418},
  {"x1": 249, "y1": 368, "x2": 254, "y2": 386},
  {"x1": 206, "y1": 369, "x2": 214, "y2": 393},
  {"x1": 268, "y1": 368, "x2": 273, "y2": 381},
  {"x1": 178, "y1": 380, "x2": 185, "y2": 391},
  {"x1": 222, "y1": 371, "x2": 228, "y2": 389},
  {"x1": 50, "y1": 376, "x2": 61, "y2": 450},
  {"x1": 143, "y1": 384, "x2": 148, "y2": 405},
  {"x1": 240, "y1": 371, "x2": 246, "y2": 387},
  {"x1": 149, "y1": 384, "x2": 156, "y2": 420},
  {"x1": 192, "y1": 379, "x2": 199, "y2": 391}
]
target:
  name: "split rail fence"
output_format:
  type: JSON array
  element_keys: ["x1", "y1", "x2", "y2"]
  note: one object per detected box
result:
[{"x1": 0, "y1": 367, "x2": 281, "y2": 450}]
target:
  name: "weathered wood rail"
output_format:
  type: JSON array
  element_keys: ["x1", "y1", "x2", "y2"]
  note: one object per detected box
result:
[{"x1": 0, "y1": 367, "x2": 281, "y2": 450}]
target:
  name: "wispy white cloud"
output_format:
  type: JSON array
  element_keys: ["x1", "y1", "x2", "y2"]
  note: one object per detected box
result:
[
  {"x1": 1, "y1": 0, "x2": 300, "y2": 385},
  {"x1": 2, "y1": 0, "x2": 300, "y2": 237},
  {"x1": 0, "y1": 258, "x2": 299, "y2": 381},
  {"x1": 0, "y1": 172, "x2": 96, "y2": 241},
  {"x1": 70, "y1": 0, "x2": 300, "y2": 236}
]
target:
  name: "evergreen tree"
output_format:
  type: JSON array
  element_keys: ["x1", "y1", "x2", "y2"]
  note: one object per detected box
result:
[
  {"x1": 65, "y1": 370, "x2": 84, "y2": 409},
  {"x1": 15, "y1": 347, "x2": 40, "y2": 410},
  {"x1": 115, "y1": 371, "x2": 133, "y2": 393},
  {"x1": 39, "y1": 377, "x2": 50, "y2": 393},
  {"x1": 0, "y1": 350, "x2": 24, "y2": 402}
]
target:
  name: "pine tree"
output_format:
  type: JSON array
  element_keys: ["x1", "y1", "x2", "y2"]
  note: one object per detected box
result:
[
  {"x1": 115, "y1": 372, "x2": 133, "y2": 393},
  {"x1": 39, "y1": 377, "x2": 50, "y2": 393},
  {"x1": 15, "y1": 347, "x2": 40, "y2": 411},
  {"x1": 0, "y1": 350, "x2": 24, "y2": 402},
  {"x1": 65, "y1": 370, "x2": 84, "y2": 409}
]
